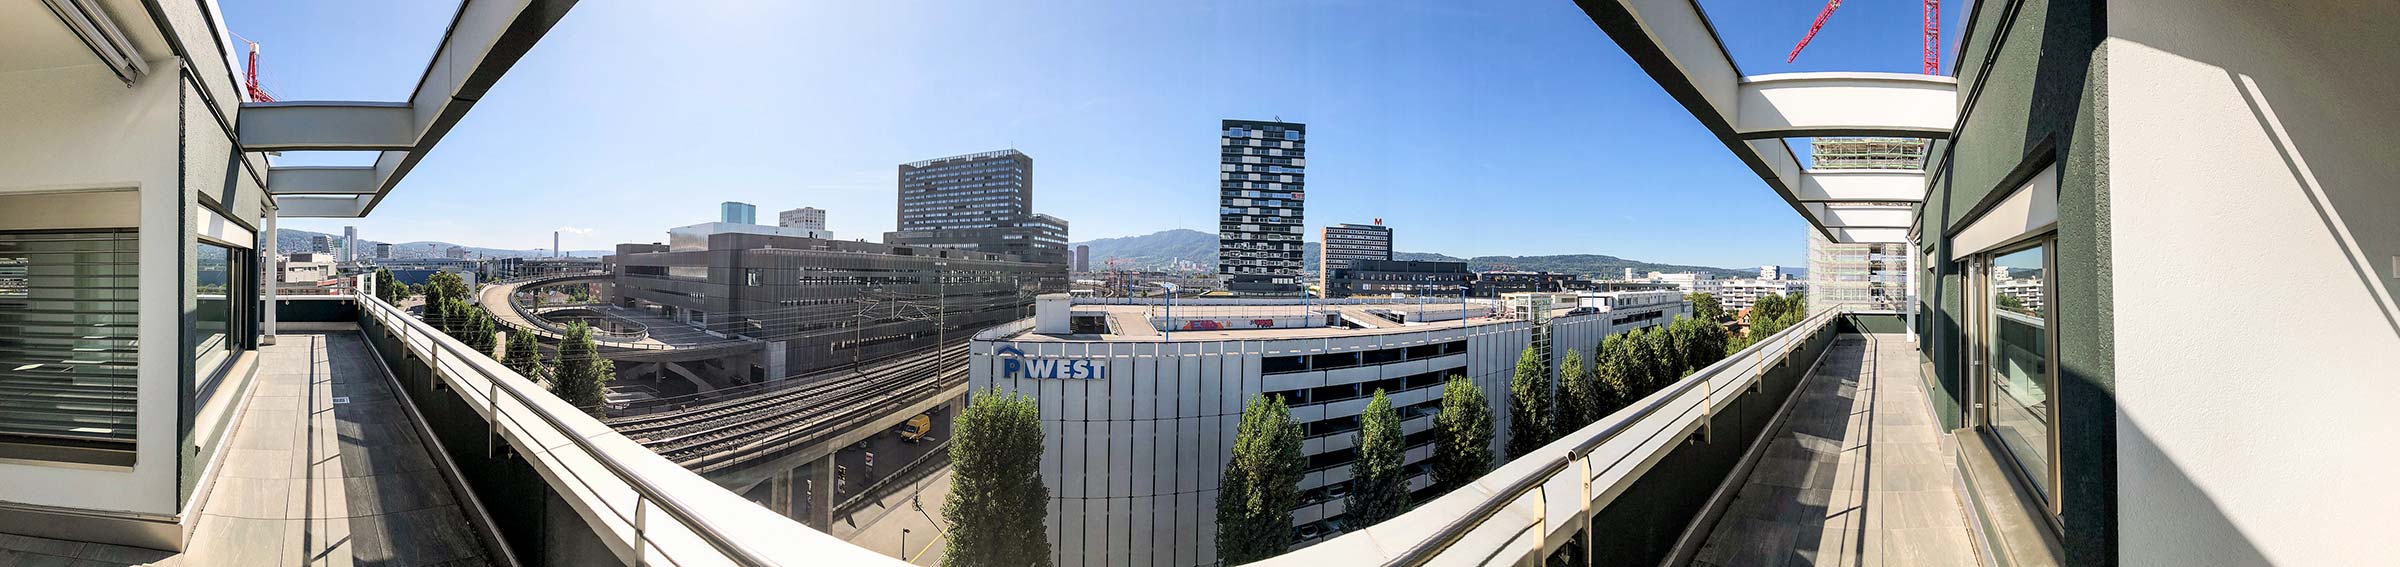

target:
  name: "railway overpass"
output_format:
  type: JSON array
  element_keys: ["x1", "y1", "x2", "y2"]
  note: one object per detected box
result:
[{"x1": 604, "y1": 342, "x2": 970, "y2": 530}]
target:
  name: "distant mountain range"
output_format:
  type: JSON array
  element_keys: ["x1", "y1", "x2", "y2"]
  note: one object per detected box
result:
[
  {"x1": 1068, "y1": 229, "x2": 1768, "y2": 279},
  {"x1": 275, "y1": 229, "x2": 608, "y2": 260}
]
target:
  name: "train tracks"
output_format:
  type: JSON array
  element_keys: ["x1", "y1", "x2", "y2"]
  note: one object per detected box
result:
[{"x1": 605, "y1": 343, "x2": 968, "y2": 472}]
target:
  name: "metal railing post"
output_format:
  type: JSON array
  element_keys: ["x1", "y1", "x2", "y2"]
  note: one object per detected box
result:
[{"x1": 633, "y1": 495, "x2": 649, "y2": 566}]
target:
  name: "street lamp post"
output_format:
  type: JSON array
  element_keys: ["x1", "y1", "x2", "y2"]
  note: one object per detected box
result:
[{"x1": 1148, "y1": 282, "x2": 1180, "y2": 342}]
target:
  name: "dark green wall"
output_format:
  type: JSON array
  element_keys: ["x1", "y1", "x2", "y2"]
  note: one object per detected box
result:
[
  {"x1": 1841, "y1": 313, "x2": 1911, "y2": 334},
  {"x1": 276, "y1": 297, "x2": 359, "y2": 323},
  {"x1": 1919, "y1": 0, "x2": 2115, "y2": 563}
]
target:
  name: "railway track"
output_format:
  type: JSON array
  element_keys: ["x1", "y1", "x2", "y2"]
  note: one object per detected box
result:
[{"x1": 605, "y1": 342, "x2": 968, "y2": 471}]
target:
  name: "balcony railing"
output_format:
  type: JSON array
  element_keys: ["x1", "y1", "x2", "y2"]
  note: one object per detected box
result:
[
  {"x1": 1258, "y1": 308, "x2": 1841, "y2": 566},
  {"x1": 345, "y1": 278, "x2": 908, "y2": 566}
]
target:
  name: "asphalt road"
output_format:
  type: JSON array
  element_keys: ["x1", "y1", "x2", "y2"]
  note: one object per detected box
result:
[{"x1": 817, "y1": 402, "x2": 956, "y2": 516}]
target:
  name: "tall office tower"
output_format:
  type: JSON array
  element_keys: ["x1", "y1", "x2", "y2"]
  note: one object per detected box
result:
[
  {"x1": 1806, "y1": 138, "x2": 1924, "y2": 312},
  {"x1": 342, "y1": 226, "x2": 357, "y2": 262},
  {"x1": 777, "y1": 207, "x2": 826, "y2": 231},
  {"x1": 1218, "y1": 119, "x2": 1306, "y2": 295},
  {"x1": 720, "y1": 201, "x2": 755, "y2": 225},
  {"x1": 1073, "y1": 244, "x2": 1090, "y2": 272},
  {"x1": 884, "y1": 149, "x2": 1071, "y2": 266},
  {"x1": 1320, "y1": 220, "x2": 1392, "y2": 287}
]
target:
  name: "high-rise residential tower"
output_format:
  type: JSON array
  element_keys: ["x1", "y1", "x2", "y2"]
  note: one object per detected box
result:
[
  {"x1": 720, "y1": 201, "x2": 755, "y2": 225},
  {"x1": 884, "y1": 149, "x2": 1070, "y2": 266},
  {"x1": 1218, "y1": 119, "x2": 1306, "y2": 295},
  {"x1": 1320, "y1": 220, "x2": 1392, "y2": 288},
  {"x1": 1805, "y1": 138, "x2": 1922, "y2": 312}
]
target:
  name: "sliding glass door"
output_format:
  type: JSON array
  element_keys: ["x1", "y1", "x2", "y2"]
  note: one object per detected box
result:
[{"x1": 1977, "y1": 238, "x2": 2057, "y2": 509}]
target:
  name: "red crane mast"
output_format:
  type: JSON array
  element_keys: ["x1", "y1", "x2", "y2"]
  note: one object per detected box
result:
[{"x1": 1787, "y1": 0, "x2": 1943, "y2": 75}]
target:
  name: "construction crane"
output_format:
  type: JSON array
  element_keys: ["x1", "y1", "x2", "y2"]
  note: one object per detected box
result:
[
  {"x1": 1787, "y1": 0, "x2": 1942, "y2": 75},
  {"x1": 232, "y1": 33, "x2": 274, "y2": 102}
]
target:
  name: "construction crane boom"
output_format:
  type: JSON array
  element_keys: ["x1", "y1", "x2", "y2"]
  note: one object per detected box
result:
[
  {"x1": 1785, "y1": 0, "x2": 1843, "y2": 64},
  {"x1": 1786, "y1": 0, "x2": 1942, "y2": 75}
]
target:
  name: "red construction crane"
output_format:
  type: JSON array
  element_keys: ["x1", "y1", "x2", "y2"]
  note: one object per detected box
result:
[
  {"x1": 235, "y1": 34, "x2": 274, "y2": 102},
  {"x1": 1786, "y1": 0, "x2": 1942, "y2": 75}
]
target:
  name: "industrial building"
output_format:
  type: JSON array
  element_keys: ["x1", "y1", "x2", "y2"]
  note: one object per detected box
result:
[
  {"x1": 1319, "y1": 221, "x2": 1393, "y2": 285},
  {"x1": 615, "y1": 231, "x2": 1065, "y2": 382},
  {"x1": 970, "y1": 290, "x2": 1687, "y2": 566},
  {"x1": 1218, "y1": 119, "x2": 1308, "y2": 295},
  {"x1": 1469, "y1": 270, "x2": 1592, "y2": 296},
  {"x1": 886, "y1": 149, "x2": 1071, "y2": 265},
  {"x1": 1323, "y1": 259, "x2": 1472, "y2": 299}
]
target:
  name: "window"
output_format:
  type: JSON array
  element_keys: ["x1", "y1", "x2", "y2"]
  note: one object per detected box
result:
[
  {"x1": 1981, "y1": 239, "x2": 2055, "y2": 508},
  {"x1": 0, "y1": 230, "x2": 140, "y2": 465},
  {"x1": 193, "y1": 240, "x2": 242, "y2": 403}
]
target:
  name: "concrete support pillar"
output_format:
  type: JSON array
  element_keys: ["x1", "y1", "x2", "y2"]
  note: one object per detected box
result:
[
  {"x1": 261, "y1": 208, "x2": 278, "y2": 345},
  {"x1": 808, "y1": 454, "x2": 836, "y2": 530},
  {"x1": 770, "y1": 468, "x2": 795, "y2": 518}
]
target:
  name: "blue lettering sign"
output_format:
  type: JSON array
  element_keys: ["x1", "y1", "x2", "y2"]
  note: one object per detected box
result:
[{"x1": 994, "y1": 346, "x2": 1109, "y2": 380}]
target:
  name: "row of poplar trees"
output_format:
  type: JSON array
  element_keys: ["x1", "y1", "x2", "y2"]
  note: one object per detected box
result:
[{"x1": 375, "y1": 269, "x2": 614, "y2": 411}]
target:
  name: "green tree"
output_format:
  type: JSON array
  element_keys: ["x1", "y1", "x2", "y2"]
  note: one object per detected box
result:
[
  {"x1": 1688, "y1": 292, "x2": 1725, "y2": 322},
  {"x1": 503, "y1": 329, "x2": 543, "y2": 377},
  {"x1": 1595, "y1": 335, "x2": 1637, "y2": 416},
  {"x1": 466, "y1": 305, "x2": 498, "y2": 356},
  {"x1": 550, "y1": 322, "x2": 615, "y2": 410},
  {"x1": 423, "y1": 271, "x2": 469, "y2": 309},
  {"x1": 1505, "y1": 347, "x2": 1553, "y2": 458},
  {"x1": 1668, "y1": 316, "x2": 1730, "y2": 377},
  {"x1": 944, "y1": 391, "x2": 1053, "y2": 567},
  {"x1": 1217, "y1": 394, "x2": 1304, "y2": 564},
  {"x1": 1556, "y1": 350, "x2": 1598, "y2": 432},
  {"x1": 1433, "y1": 376, "x2": 1493, "y2": 491},
  {"x1": 1641, "y1": 327, "x2": 1678, "y2": 390},
  {"x1": 1689, "y1": 318, "x2": 1731, "y2": 371},
  {"x1": 1345, "y1": 390, "x2": 1409, "y2": 528},
  {"x1": 1626, "y1": 327, "x2": 1665, "y2": 393},
  {"x1": 372, "y1": 268, "x2": 406, "y2": 304}
]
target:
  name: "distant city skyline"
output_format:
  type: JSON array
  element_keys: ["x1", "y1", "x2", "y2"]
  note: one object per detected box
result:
[{"x1": 237, "y1": 1, "x2": 1966, "y2": 268}]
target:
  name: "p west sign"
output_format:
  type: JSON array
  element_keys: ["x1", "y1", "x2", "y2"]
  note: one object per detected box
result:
[{"x1": 996, "y1": 346, "x2": 1110, "y2": 380}]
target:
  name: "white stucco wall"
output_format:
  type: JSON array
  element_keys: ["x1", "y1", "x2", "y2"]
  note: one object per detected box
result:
[
  {"x1": 0, "y1": 59, "x2": 186, "y2": 517},
  {"x1": 2105, "y1": 1, "x2": 2400, "y2": 564}
]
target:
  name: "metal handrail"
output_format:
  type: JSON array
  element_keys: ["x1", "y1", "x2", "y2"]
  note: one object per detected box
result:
[
  {"x1": 359, "y1": 294, "x2": 795, "y2": 566},
  {"x1": 1268, "y1": 308, "x2": 1841, "y2": 566}
]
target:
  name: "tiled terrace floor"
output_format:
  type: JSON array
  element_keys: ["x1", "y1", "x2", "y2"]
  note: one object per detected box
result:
[
  {"x1": 0, "y1": 332, "x2": 489, "y2": 566},
  {"x1": 1695, "y1": 333, "x2": 1978, "y2": 567}
]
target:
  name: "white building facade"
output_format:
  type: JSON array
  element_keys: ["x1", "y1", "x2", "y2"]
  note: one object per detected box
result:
[{"x1": 970, "y1": 293, "x2": 1687, "y2": 567}]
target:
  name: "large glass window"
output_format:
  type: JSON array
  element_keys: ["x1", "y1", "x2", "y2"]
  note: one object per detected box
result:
[
  {"x1": 1984, "y1": 241, "x2": 2053, "y2": 503},
  {"x1": 0, "y1": 230, "x2": 140, "y2": 465},
  {"x1": 192, "y1": 239, "x2": 247, "y2": 405}
]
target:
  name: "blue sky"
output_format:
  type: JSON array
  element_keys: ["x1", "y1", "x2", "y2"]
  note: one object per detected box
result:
[{"x1": 233, "y1": 0, "x2": 1962, "y2": 268}]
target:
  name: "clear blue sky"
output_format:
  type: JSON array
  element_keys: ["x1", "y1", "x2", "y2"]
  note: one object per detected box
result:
[{"x1": 233, "y1": 0, "x2": 1962, "y2": 268}]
